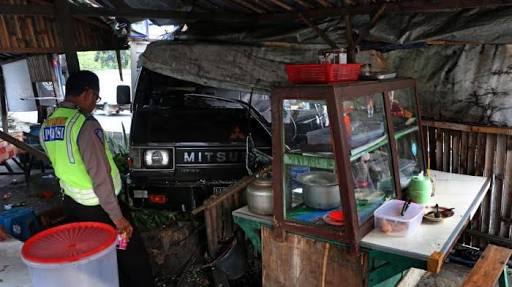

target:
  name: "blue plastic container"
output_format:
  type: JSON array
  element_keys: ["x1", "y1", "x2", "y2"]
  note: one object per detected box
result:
[
  {"x1": 0, "y1": 207, "x2": 40, "y2": 241},
  {"x1": 28, "y1": 124, "x2": 42, "y2": 144}
]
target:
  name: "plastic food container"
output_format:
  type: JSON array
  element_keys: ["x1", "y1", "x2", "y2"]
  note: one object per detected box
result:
[
  {"x1": 374, "y1": 199, "x2": 423, "y2": 237},
  {"x1": 21, "y1": 222, "x2": 119, "y2": 287}
]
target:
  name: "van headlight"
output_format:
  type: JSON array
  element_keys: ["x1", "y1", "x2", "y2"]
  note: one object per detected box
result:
[{"x1": 144, "y1": 150, "x2": 169, "y2": 168}]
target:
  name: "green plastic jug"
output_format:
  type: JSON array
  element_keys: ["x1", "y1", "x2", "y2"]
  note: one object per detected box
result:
[{"x1": 407, "y1": 175, "x2": 432, "y2": 204}]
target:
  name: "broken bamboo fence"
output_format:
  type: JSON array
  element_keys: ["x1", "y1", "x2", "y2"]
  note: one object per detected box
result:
[
  {"x1": 422, "y1": 120, "x2": 512, "y2": 249},
  {"x1": 192, "y1": 166, "x2": 271, "y2": 257}
]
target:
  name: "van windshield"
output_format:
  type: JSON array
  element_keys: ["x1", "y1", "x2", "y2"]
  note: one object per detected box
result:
[{"x1": 131, "y1": 70, "x2": 270, "y2": 145}]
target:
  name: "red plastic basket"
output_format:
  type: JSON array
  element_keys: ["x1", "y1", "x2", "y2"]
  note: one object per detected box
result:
[{"x1": 286, "y1": 64, "x2": 361, "y2": 84}]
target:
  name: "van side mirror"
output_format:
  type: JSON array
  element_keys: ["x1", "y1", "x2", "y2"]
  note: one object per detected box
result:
[{"x1": 117, "y1": 85, "x2": 131, "y2": 105}]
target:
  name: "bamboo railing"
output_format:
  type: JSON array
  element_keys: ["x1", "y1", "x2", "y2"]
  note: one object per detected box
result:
[{"x1": 422, "y1": 120, "x2": 512, "y2": 248}]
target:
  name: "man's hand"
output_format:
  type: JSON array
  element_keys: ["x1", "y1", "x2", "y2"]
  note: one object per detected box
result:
[{"x1": 113, "y1": 217, "x2": 133, "y2": 240}]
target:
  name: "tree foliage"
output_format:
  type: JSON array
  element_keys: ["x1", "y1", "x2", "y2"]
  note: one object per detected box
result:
[{"x1": 78, "y1": 50, "x2": 130, "y2": 70}]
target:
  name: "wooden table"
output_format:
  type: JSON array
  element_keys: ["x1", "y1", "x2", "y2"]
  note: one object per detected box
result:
[
  {"x1": 0, "y1": 239, "x2": 32, "y2": 287},
  {"x1": 362, "y1": 170, "x2": 490, "y2": 262},
  {"x1": 361, "y1": 170, "x2": 491, "y2": 286},
  {"x1": 232, "y1": 170, "x2": 491, "y2": 287}
]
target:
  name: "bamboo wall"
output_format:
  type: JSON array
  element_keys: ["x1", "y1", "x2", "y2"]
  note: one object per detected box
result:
[
  {"x1": 0, "y1": 0, "x2": 125, "y2": 53},
  {"x1": 422, "y1": 120, "x2": 512, "y2": 248}
]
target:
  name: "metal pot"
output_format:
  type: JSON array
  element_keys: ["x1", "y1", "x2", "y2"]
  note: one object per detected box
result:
[
  {"x1": 298, "y1": 171, "x2": 340, "y2": 210},
  {"x1": 246, "y1": 177, "x2": 273, "y2": 215}
]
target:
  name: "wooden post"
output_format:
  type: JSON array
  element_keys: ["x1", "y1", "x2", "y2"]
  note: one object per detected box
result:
[
  {"x1": 0, "y1": 67, "x2": 8, "y2": 132},
  {"x1": 115, "y1": 49, "x2": 123, "y2": 81},
  {"x1": 442, "y1": 130, "x2": 450, "y2": 172},
  {"x1": 501, "y1": 136, "x2": 512, "y2": 239},
  {"x1": 460, "y1": 131, "x2": 468, "y2": 174},
  {"x1": 481, "y1": 134, "x2": 496, "y2": 243},
  {"x1": 452, "y1": 131, "x2": 460, "y2": 173},
  {"x1": 436, "y1": 129, "x2": 443, "y2": 170},
  {"x1": 344, "y1": 15, "x2": 356, "y2": 63},
  {"x1": 493, "y1": 135, "x2": 506, "y2": 236},
  {"x1": 54, "y1": 0, "x2": 80, "y2": 73}
]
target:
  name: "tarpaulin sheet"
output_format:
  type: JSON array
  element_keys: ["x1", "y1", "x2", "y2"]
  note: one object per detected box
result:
[
  {"x1": 140, "y1": 40, "x2": 320, "y2": 93},
  {"x1": 384, "y1": 44, "x2": 512, "y2": 127}
]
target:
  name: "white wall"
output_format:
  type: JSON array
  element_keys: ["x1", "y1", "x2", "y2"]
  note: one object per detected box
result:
[{"x1": 2, "y1": 60, "x2": 36, "y2": 112}]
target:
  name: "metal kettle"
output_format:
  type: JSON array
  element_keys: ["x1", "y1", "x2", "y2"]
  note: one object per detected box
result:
[{"x1": 246, "y1": 177, "x2": 273, "y2": 215}]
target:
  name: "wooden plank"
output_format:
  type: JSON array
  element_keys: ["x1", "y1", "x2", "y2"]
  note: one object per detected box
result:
[
  {"x1": 428, "y1": 126, "x2": 437, "y2": 171},
  {"x1": 0, "y1": 17, "x2": 12, "y2": 49},
  {"x1": 462, "y1": 244, "x2": 512, "y2": 287},
  {"x1": 492, "y1": 135, "x2": 506, "y2": 236},
  {"x1": 0, "y1": 130, "x2": 48, "y2": 160},
  {"x1": 204, "y1": 208, "x2": 215, "y2": 256},
  {"x1": 422, "y1": 120, "x2": 512, "y2": 136},
  {"x1": 421, "y1": 125, "x2": 428, "y2": 165},
  {"x1": 483, "y1": 134, "x2": 496, "y2": 177},
  {"x1": 467, "y1": 133, "x2": 476, "y2": 175},
  {"x1": 261, "y1": 227, "x2": 364, "y2": 287},
  {"x1": 471, "y1": 206, "x2": 482, "y2": 247},
  {"x1": 192, "y1": 175, "x2": 254, "y2": 215},
  {"x1": 481, "y1": 134, "x2": 495, "y2": 239},
  {"x1": 452, "y1": 131, "x2": 460, "y2": 174},
  {"x1": 209, "y1": 204, "x2": 219, "y2": 255},
  {"x1": 460, "y1": 131, "x2": 469, "y2": 174},
  {"x1": 442, "y1": 130, "x2": 450, "y2": 172},
  {"x1": 477, "y1": 133, "x2": 488, "y2": 176},
  {"x1": 503, "y1": 137, "x2": 512, "y2": 239},
  {"x1": 436, "y1": 128, "x2": 443, "y2": 170},
  {"x1": 225, "y1": 195, "x2": 234, "y2": 236},
  {"x1": 466, "y1": 229, "x2": 512, "y2": 248}
]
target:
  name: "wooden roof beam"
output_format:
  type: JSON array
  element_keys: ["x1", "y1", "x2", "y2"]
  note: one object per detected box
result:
[
  {"x1": 0, "y1": 4, "x2": 247, "y2": 23},
  {"x1": 2, "y1": 0, "x2": 512, "y2": 22},
  {"x1": 267, "y1": 0, "x2": 293, "y2": 11},
  {"x1": 258, "y1": 0, "x2": 512, "y2": 21},
  {"x1": 0, "y1": 4, "x2": 54, "y2": 16},
  {"x1": 229, "y1": 0, "x2": 266, "y2": 13},
  {"x1": 313, "y1": 0, "x2": 332, "y2": 8},
  {"x1": 298, "y1": 14, "x2": 338, "y2": 48},
  {"x1": 354, "y1": 4, "x2": 386, "y2": 46},
  {"x1": 293, "y1": 0, "x2": 312, "y2": 9}
]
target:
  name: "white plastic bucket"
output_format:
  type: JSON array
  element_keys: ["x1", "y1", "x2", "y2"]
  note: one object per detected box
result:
[
  {"x1": 22, "y1": 241, "x2": 118, "y2": 287},
  {"x1": 21, "y1": 222, "x2": 119, "y2": 287}
]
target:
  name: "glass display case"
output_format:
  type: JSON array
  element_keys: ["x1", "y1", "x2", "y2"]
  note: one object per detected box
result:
[{"x1": 271, "y1": 79, "x2": 425, "y2": 246}]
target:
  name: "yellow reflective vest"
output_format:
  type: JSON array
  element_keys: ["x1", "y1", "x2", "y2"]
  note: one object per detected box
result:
[{"x1": 40, "y1": 107, "x2": 121, "y2": 206}]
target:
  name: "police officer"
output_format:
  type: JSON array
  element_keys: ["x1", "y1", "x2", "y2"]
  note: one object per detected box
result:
[{"x1": 40, "y1": 71, "x2": 154, "y2": 287}]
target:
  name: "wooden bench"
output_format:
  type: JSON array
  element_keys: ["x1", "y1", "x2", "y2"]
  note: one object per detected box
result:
[{"x1": 462, "y1": 244, "x2": 512, "y2": 287}]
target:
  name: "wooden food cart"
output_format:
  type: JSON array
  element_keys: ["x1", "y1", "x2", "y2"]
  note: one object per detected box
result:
[{"x1": 233, "y1": 79, "x2": 494, "y2": 286}]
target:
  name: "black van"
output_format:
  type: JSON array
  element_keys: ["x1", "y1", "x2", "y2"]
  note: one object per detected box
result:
[{"x1": 119, "y1": 68, "x2": 272, "y2": 211}]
